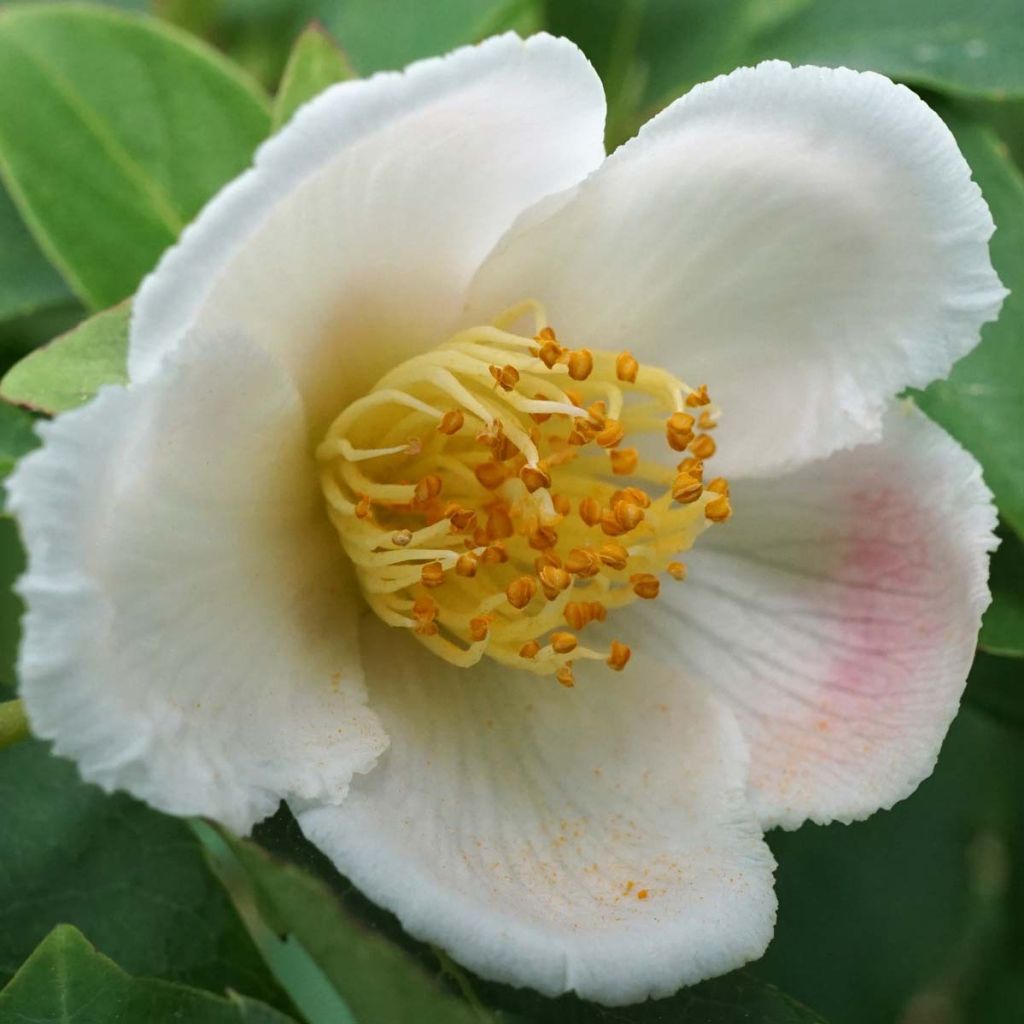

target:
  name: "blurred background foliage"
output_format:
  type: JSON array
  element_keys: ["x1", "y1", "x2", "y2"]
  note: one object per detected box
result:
[{"x1": 0, "y1": 1, "x2": 1022, "y2": 1022}]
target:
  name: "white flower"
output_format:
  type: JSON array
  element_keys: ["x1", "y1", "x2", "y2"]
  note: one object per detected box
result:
[{"x1": 7, "y1": 34, "x2": 1004, "y2": 1006}]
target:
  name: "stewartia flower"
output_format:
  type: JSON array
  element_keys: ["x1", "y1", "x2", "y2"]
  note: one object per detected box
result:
[{"x1": 7, "y1": 34, "x2": 1004, "y2": 1005}]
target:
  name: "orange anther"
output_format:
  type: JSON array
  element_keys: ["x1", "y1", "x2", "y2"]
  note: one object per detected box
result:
[
  {"x1": 667, "y1": 561, "x2": 687, "y2": 581},
  {"x1": 607, "y1": 641, "x2": 631, "y2": 671},
  {"x1": 567, "y1": 349, "x2": 594, "y2": 381},
  {"x1": 355, "y1": 494, "x2": 372, "y2": 519},
  {"x1": 537, "y1": 340, "x2": 563, "y2": 368},
  {"x1": 530, "y1": 393, "x2": 553, "y2": 423},
  {"x1": 616, "y1": 351, "x2": 639, "y2": 383},
  {"x1": 588, "y1": 601, "x2": 607, "y2": 622},
  {"x1": 455, "y1": 551, "x2": 479, "y2": 577},
  {"x1": 528, "y1": 525, "x2": 559, "y2": 550},
  {"x1": 685, "y1": 384, "x2": 710, "y2": 407},
  {"x1": 564, "y1": 389, "x2": 584, "y2": 408},
  {"x1": 520, "y1": 464, "x2": 551, "y2": 493},
  {"x1": 614, "y1": 501, "x2": 645, "y2": 531},
  {"x1": 630, "y1": 573, "x2": 660, "y2": 599},
  {"x1": 689, "y1": 434, "x2": 717, "y2": 459},
  {"x1": 672, "y1": 473, "x2": 703, "y2": 504},
  {"x1": 448, "y1": 506, "x2": 477, "y2": 531},
  {"x1": 412, "y1": 595, "x2": 436, "y2": 621},
  {"x1": 539, "y1": 564, "x2": 572, "y2": 592},
  {"x1": 469, "y1": 616, "x2": 492, "y2": 642},
  {"x1": 552, "y1": 493, "x2": 571, "y2": 516},
  {"x1": 481, "y1": 542, "x2": 508, "y2": 565},
  {"x1": 519, "y1": 639, "x2": 541, "y2": 659},
  {"x1": 600, "y1": 510, "x2": 626, "y2": 536},
  {"x1": 474, "y1": 461, "x2": 507, "y2": 490},
  {"x1": 705, "y1": 494, "x2": 733, "y2": 522},
  {"x1": 676, "y1": 456, "x2": 704, "y2": 479},
  {"x1": 579, "y1": 496, "x2": 602, "y2": 526},
  {"x1": 598, "y1": 543, "x2": 629, "y2": 570},
  {"x1": 565, "y1": 548, "x2": 601, "y2": 577},
  {"x1": 556, "y1": 663, "x2": 575, "y2": 688},
  {"x1": 595, "y1": 420, "x2": 625, "y2": 448},
  {"x1": 564, "y1": 602, "x2": 591, "y2": 630},
  {"x1": 706, "y1": 477, "x2": 729, "y2": 496},
  {"x1": 610, "y1": 448, "x2": 639, "y2": 475},
  {"x1": 421, "y1": 561, "x2": 446, "y2": 588},
  {"x1": 551, "y1": 632, "x2": 578, "y2": 654},
  {"x1": 506, "y1": 576, "x2": 537, "y2": 609},
  {"x1": 438, "y1": 409, "x2": 464, "y2": 435},
  {"x1": 414, "y1": 475, "x2": 443, "y2": 505},
  {"x1": 586, "y1": 400, "x2": 607, "y2": 427},
  {"x1": 612, "y1": 486, "x2": 651, "y2": 509},
  {"x1": 489, "y1": 363, "x2": 520, "y2": 391},
  {"x1": 698, "y1": 410, "x2": 717, "y2": 430}
]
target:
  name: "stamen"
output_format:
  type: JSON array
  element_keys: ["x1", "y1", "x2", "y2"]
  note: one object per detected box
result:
[{"x1": 318, "y1": 300, "x2": 729, "y2": 683}]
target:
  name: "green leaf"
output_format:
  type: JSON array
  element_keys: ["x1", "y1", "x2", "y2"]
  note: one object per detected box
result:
[
  {"x1": 967, "y1": 650, "x2": 1024, "y2": 730},
  {"x1": 0, "y1": 4, "x2": 271, "y2": 310},
  {"x1": 1, "y1": 301, "x2": 129, "y2": 415},
  {"x1": 198, "y1": 821, "x2": 491, "y2": 1024},
  {"x1": 758, "y1": 704, "x2": 1024, "y2": 1023},
  {"x1": 0, "y1": 736, "x2": 286, "y2": 1007},
  {"x1": 980, "y1": 527, "x2": 1024, "y2": 657},
  {"x1": 750, "y1": 0, "x2": 1024, "y2": 101},
  {"x1": 0, "y1": 925, "x2": 298, "y2": 1024},
  {"x1": 0, "y1": 181, "x2": 70, "y2": 325},
  {"x1": 272, "y1": 23, "x2": 354, "y2": 132},
  {"x1": 544, "y1": 0, "x2": 805, "y2": 145},
  {"x1": 914, "y1": 112, "x2": 1024, "y2": 539},
  {"x1": 313, "y1": 0, "x2": 539, "y2": 75},
  {"x1": 0, "y1": 400, "x2": 38, "y2": 482}
]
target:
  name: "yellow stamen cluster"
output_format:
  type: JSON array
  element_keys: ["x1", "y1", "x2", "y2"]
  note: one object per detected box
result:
[{"x1": 317, "y1": 300, "x2": 730, "y2": 685}]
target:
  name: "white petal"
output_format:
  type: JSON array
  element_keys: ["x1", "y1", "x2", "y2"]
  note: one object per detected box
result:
[
  {"x1": 131, "y1": 33, "x2": 606, "y2": 430},
  {"x1": 467, "y1": 61, "x2": 1005, "y2": 478},
  {"x1": 7, "y1": 332, "x2": 387, "y2": 832},
  {"x1": 298, "y1": 621, "x2": 776, "y2": 1006},
  {"x1": 638, "y1": 403, "x2": 996, "y2": 829}
]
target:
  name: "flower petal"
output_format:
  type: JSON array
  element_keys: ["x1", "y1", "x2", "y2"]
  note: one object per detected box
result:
[
  {"x1": 638, "y1": 404, "x2": 996, "y2": 829},
  {"x1": 7, "y1": 332, "x2": 387, "y2": 832},
  {"x1": 298, "y1": 621, "x2": 776, "y2": 1006},
  {"x1": 467, "y1": 61, "x2": 1005, "y2": 478},
  {"x1": 131, "y1": 33, "x2": 606, "y2": 430}
]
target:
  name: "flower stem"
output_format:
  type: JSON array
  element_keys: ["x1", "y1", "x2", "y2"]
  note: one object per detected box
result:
[{"x1": 0, "y1": 699, "x2": 28, "y2": 750}]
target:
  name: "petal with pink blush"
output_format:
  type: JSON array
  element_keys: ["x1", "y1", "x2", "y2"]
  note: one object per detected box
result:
[{"x1": 636, "y1": 404, "x2": 997, "y2": 829}]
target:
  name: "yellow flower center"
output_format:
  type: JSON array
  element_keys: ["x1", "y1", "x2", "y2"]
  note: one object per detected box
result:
[{"x1": 317, "y1": 301, "x2": 731, "y2": 686}]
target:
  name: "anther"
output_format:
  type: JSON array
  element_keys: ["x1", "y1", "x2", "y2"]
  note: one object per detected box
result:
[
  {"x1": 469, "y1": 616, "x2": 491, "y2": 642},
  {"x1": 706, "y1": 477, "x2": 730, "y2": 495},
  {"x1": 519, "y1": 640, "x2": 540, "y2": 659},
  {"x1": 474, "y1": 462, "x2": 507, "y2": 490},
  {"x1": 519, "y1": 464, "x2": 551, "y2": 493},
  {"x1": 599, "y1": 543, "x2": 629, "y2": 570},
  {"x1": 355, "y1": 494, "x2": 372, "y2": 519},
  {"x1": 539, "y1": 564, "x2": 572, "y2": 593},
  {"x1": 530, "y1": 394, "x2": 553, "y2": 424},
  {"x1": 421, "y1": 561, "x2": 446, "y2": 588},
  {"x1": 556, "y1": 663, "x2": 575, "y2": 688},
  {"x1": 529, "y1": 525, "x2": 559, "y2": 550},
  {"x1": 705, "y1": 495, "x2": 733, "y2": 522},
  {"x1": 600, "y1": 510, "x2": 626, "y2": 536},
  {"x1": 480, "y1": 542, "x2": 508, "y2": 565},
  {"x1": 666, "y1": 412, "x2": 696, "y2": 451},
  {"x1": 630, "y1": 573, "x2": 660, "y2": 599},
  {"x1": 438, "y1": 409, "x2": 464, "y2": 434},
  {"x1": 414, "y1": 475, "x2": 443, "y2": 505},
  {"x1": 564, "y1": 602, "x2": 591, "y2": 630},
  {"x1": 565, "y1": 548, "x2": 600, "y2": 577},
  {"x1": 689, "y1": 434, "x2": 717, "y2": 459},
  {"x1": 579, "y1": 497, "x2": 602, "y2": 526},
  {"x1": 552, "y1": 493, "x2": 571, "y2": 516},
  {"x1": 610, "y1": 448, "x2": 639, "y2": 475},
  {"x1": 686, "y1": 384, "x2": 711, "y2": 407},
  {"x1": 490, "y1": 364, "x2": 520, "y2": 391},
  {"x1": 392, "y1": 529, "x2": 413, "y2": 547},
  {"x1": 607, "y1": 641, "x2": 631, "y2": 671},
  {"x1": 551, "y1": 632, "x2": 578, "y2": 654},
  {"x1": 667, "y1": 561, "x2": 687, "y2": 580},
  {"x1": 588, "y1": 601, "x2": 607, "y2": 622},
  {"x1": 507, "y1": 576, "x2": 537, "y2": 609},
  {"x1": 698, "y1": 410, "x2": 717, "y2": 430},
  {"x1": 596, "y1": 420, "x2": 625, "y2": 448},
  {"x1": 614, "y1": 502, "x2": 645, "y2": 531},
  {"x1": 455, "y1": 551, "x2": 479, "y2": 577},
  {"x1": 672, "y1": 473, "x2": 703, "y2": 504},
  {"x1": 486, "y1": 506, "x2": 515, "y2": 540},
  {"x1": 676, "y1": 456, "x2": 704, "y2": 479},
  {"x1": 616, "y1": 351, "x2": 639, "y2": 383},
  {"x1": 567, "y1": 349, "x2": 594, "y2": 381}
]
